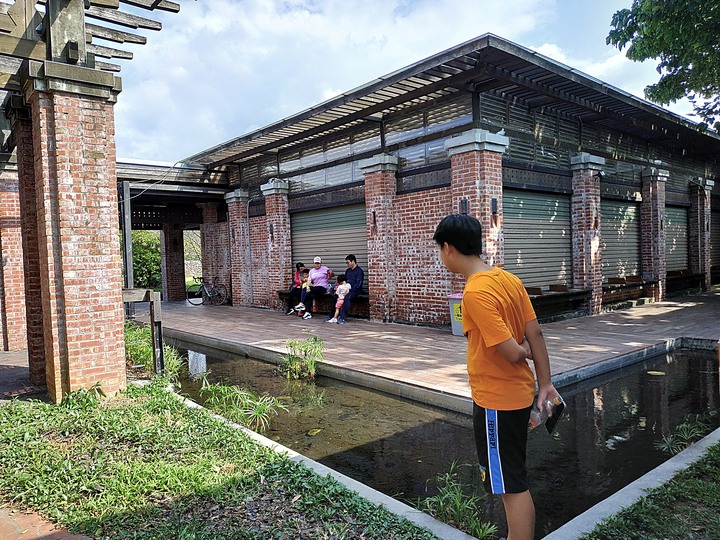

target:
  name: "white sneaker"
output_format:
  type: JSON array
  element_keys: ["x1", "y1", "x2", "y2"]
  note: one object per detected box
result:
[
  {"x1": 302, "y1": 312, "x2": 312, "y2": 320},
  {"x1": 327, "y1": 317, "x2": 337, "y2": 323},
  {"x1": 294, "y1": 302, "x2": 305, "y2": 310}
]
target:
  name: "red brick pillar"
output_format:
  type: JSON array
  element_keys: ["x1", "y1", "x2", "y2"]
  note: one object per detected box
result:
[
  {"x1": 160, "y1": 224, "x2": 186, "y2": 301},
  {"x1": 360, "y1": 154, "x2": 398, "y2": 322},
  {"x1": 445, "y1": 129, "x2": 508, "y2": 288},
  {"x1": 199, "y1": 202, "x2": 218, "y2": 282},
  {"x1": 7, "y1": 103, "x2": 44, "y2": 383},
  {"x1": 641, "y1": 167, "x2": 668, "y2": 301},
  {"x1": 260, "y1": 179, "x2": 291, "y2": 311},
  {"x1": 225, "y1": 189, "x2": 252, "y2": 306},
  {"x1": 571, "y1": 153, "x2": 605, "y2": 315},
  {"x1": 0, "y1": 162, "x2": 28, "y2": 351},
  {"x1": 19, "y1": 60, "x2": 126, "y2": 402},
  {"x1": 689, "y1": 178, "x2": 714, "y2": 290}
]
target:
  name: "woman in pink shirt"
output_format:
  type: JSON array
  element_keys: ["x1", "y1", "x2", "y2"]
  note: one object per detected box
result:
[{"x1": 294, "y1": 256, "x2": 333, "y2": 319}]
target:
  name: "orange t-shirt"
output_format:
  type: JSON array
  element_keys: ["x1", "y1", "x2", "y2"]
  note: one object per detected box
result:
[{"x1": 462, "y1": 268, "x2": 537, "y2": 410}]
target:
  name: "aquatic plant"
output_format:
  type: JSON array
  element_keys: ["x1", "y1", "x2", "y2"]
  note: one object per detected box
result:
[
  {"x1": 416, "y1": 461, "x2": 498, "y2": 539},
  {"x1": 280, "y1": 331, "x2": 324, "y2": 381},
  {"x1": 656, "y1": 411, "x2": 718, "y2": 455},
  {"x1": 198, "y1": 376, "x2": 287, "y2": 433},
  {"x1": 124, "y1": 320, "x2": 184, "y2": 381}
]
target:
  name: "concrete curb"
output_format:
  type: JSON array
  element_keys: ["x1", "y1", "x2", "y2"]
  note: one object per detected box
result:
[
  {"x1": 543, "y1": 426, "x2": 720, "y2": 539},
  {"x1": 156, "y1": 383, "x2": 476, "y2": 540}
]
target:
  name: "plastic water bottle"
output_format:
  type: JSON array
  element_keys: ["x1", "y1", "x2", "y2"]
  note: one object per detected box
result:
[{"x1": 528, "y1": 396, "x2": 563, "y2": 431}]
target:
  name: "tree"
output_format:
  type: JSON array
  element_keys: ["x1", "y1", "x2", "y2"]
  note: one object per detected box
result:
[
  {"x1": 132, "y1": 230, "x2": 162, "y2": 289},
  {"x1": 607, "y1": 0, "x2": 720, "y2": 130}
]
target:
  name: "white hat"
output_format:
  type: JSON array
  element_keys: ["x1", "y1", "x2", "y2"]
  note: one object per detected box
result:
[{"x1": 313, "y1": 256, "x2": 322, "y2": 263}]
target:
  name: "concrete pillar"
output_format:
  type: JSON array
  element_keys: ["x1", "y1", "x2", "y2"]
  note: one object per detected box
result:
[
  {"x1": 689, "y1": 178, "x2": 714, "y2": 290},
  {"x1": 0, "y1": 161, "x2": 27, "y2": 351},
  {"x1": 641, "y1": 167, "x2": 668, "y2": 301},
  {"x1": 360, "y1": 154, "x2": 398, "y2": 322},
  {"x1": 571, "y1": 153, "x2": 604, "y2": 315},
  {"x1": 445, "y1": 129, "x2": 508, "y2": 290},
  {"x1": 6, "y1": 101, "x2": 44, "y2": 383},
  {"x1": 160, "y1": 224, "x2": 185, "y2": 301},
  {"x1": 260, "y1": 179, "x2": 291, "y2": 310},
  {"x1": 225, "y1": 189, "x2": 251, "y2": 306},
  {"x1": 15, "y1": 59, "x2": 126, "y2": 402}
]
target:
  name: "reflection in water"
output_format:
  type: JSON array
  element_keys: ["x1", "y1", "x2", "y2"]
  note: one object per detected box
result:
[{"x1": 178, "y1": 347, "x2": 718, "y2": 539}]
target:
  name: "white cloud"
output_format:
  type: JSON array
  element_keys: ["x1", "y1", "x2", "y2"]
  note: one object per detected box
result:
[{"x1": 113, "y1": 0, "x2": 696, "y2": 162}]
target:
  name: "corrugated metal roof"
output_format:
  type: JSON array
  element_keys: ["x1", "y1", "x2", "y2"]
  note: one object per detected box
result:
[{"x1": 185, "y1": 33, "x2": 720, "y2": 169}]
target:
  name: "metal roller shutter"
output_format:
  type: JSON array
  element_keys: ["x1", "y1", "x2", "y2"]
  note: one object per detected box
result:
[
  {"x1": 665, "y1": 206, "x2": 689, "y2": 271},
  {"x1": 601, "y1": 200, "x2": 641, "y2": 279},
  {"x1": 712, "y1": 211, "x2": 720, "y2": 266},
  {"x1": 504, "y1": 189, "x2": 572, "y2": 287},
  {"x1": 291, "y1": 204, "x2": 369, "y2": 288}
]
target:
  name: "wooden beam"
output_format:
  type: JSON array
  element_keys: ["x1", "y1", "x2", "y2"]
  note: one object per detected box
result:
[
  {"x1": 0, "y1": 34, "x2": 44, "y2": 61},
  {"x1": 120, "y1": 0, "x2": 180, "y2": 13},
  {"x1": 86, "y1": 22, "x2": 147, "y2": 44},
  {"x1": 86, "y1": 6, "x2": 162, "y2": 30},
  {"x1": 96, "y1": 59, "x2": 121, "y2": 72},
  {"x1": 87, "y1": 42, "x2": 133, "y2": 59},
  {"x1": 89, "y1": 0, "x2": 120, "y2": 8}
]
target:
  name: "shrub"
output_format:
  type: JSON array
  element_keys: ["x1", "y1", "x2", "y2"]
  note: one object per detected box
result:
[{"x1": 280, "y1": 331, "x2": 324, "y2": 381}]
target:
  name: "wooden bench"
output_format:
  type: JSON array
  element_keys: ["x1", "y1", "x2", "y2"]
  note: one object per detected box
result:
[
  {"x1": 524, "y1": 284, "x2": 592, "y2": 322},
  {"x1": 602, "y1": 276, "x2": 657, "y2": 305},
  {"x1": 666, "y1": 270, "x2": 706, "y2": 294},
  {"x1": 278, "y1": 290, "x2": 370, "y2": 318}
]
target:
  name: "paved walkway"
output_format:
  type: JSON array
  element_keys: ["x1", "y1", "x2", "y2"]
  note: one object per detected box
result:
[{"x1": 0, "y1": 290, "x2": 718, "y2": 539}]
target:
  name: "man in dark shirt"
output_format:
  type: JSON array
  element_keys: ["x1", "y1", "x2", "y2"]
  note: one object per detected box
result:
[{"x1": 333, "y1": 254, "x2": 364, "y2": 324}]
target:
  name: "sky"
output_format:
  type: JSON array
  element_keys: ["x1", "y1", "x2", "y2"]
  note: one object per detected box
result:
[{"x1": 113, "y1": 0, "x2": 695, "y2": 164}]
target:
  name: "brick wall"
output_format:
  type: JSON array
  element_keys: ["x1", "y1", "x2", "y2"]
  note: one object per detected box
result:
[
  {"x1": 226, "y1": 195, "x2": 251, "y2": 306},
  {"x1": 0, "y1": 165, "x2": 28, "y2": 351},
  {"x1": 161, "y1": 224, "x2": 186, "y2": 301},
  {"x1": 393, "y1": 188, "x2": 453, "y2": 324},
  {"x1": 28, "y1": 90, "x2": 126, "y2": 401},
  {"x1": 571, "y1": 166, "x2": 603, "y2": 314},
  {"x1": 264, "y1": 192, "x2": 291, "y2": 310},
  {"x1": 249, "y1": 214, "x2": 270, "y2": 306},
  {"x1": 11, "y1": 113, "x2": 45, "y2": 384},
  {"x1": 200, "y1": 203, "x2": 231, "y2": 297},
  {"x1": 641, "y1": 169, "x2": 667, "y2": 300}
]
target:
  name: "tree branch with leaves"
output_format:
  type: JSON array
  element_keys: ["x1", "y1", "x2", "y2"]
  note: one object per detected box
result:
[{"x1": 607, "y1": 0, "x2": 720, "y2": 130}]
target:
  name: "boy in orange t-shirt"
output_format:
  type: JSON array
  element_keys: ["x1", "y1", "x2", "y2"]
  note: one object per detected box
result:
[{"x1": 434, "y1": 214, "x2": 559, "y2": 540}]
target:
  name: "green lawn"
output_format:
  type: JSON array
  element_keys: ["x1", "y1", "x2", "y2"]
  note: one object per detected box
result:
[{"x1": 0, "y1": 380, "x2": 438, "y2": 540}]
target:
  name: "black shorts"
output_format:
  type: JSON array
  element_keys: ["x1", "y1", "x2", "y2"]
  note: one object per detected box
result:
[{"x1": 473, "y1": 403, "x2": 531, "y2": 494}]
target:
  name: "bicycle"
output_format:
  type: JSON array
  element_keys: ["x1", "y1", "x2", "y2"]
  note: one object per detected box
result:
[{"x1": 186, "y1": 276, "x2": 228, "y2": 306}]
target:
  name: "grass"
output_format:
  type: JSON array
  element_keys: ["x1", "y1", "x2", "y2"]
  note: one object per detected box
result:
[
  {"x1": 580, "y1": 439, "x2": 720, "y2": 540},
  {"x1": 0, "y1": 379, "x2": 441, "y2": 539}
]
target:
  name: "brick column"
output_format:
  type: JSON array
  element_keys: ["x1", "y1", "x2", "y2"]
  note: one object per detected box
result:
[
  {"x1": 260, "y1": 179, "x2": 291, "y2": 310},
  {"x1": 18, "y1": 60, "x2": 126, "y2": 402},
  {"x1": 160, "y1": 224, "x2": 185, "y2": 301},
  {"x1": 7, "y1": 103, "x2": 44, "y2": 383},
  {"x1": 199, "y1": 202, "x2": 218, "y2": 281},
  {"x1": 225, "y1": 189, "x2": 252, "y2": 306},
  {"x1": 571, "y1": 153, "x2": 604, "y2": 315},
  {"x1": 360, "y1": 154, "x2": 398, "y2": 322},
  {"x1": 689, "y1": 178, "x2": 714, "y2": 290},
  {"x1": 0, "y1": 162, "x2": 28, "y2": 351},
  {"x1": 641, "y1": 167, "x2": 668, "y2": 301},
  {"x1": 445, "y1": 129, "x2": 508, "y2": 289}
]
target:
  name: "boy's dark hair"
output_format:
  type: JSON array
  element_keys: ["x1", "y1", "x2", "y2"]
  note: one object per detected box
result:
[
  {"x1": 295, "y1": 262, "x2": 304, "y2": 271},
  {"x1": 345, "y1": 254, "x2": 357, "y2": 263},
  {"x1": 433, "y1": 214, "x2": 483, "y2": 256},
  {"x1": 301, "y1": 268, "x2": 310, "y2": 275},
  {"x1": 337, "y1": 274, "x2": 346, "y2": 283}
]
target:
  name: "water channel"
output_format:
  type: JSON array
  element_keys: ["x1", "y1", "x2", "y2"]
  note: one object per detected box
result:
[{"x1": 177, "y1": 345, "x2": 719, "y2": 538}]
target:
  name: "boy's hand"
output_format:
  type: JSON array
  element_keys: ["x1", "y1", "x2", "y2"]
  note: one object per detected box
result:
[
  {"x1": 536, "y1": 383, "x2": 559, "y2": 412},
  {"x1": 520, "y1": 337, "x2": 532, "y2": 360}
]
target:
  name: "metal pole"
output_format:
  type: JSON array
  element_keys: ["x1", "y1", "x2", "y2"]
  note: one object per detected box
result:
[{"x1": 121, "y1": 181, "x2": 135, "y2": 318}]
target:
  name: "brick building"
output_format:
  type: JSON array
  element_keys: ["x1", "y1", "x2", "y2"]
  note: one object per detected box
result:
[
  {"x1": 163, "y1": 34, "x2": 718, "y2": 324},
  {"x1": 1, "y1": 34, "x2": 719, "y2": 390}
]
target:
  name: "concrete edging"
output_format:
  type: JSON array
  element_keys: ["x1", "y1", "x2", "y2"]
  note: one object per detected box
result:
[
  {"x1": 154, "y1": 383, "x2": 476, "y2": 540},
  {"x1": 543, "y1": 426, "x2": 720, "y2": 539}
]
